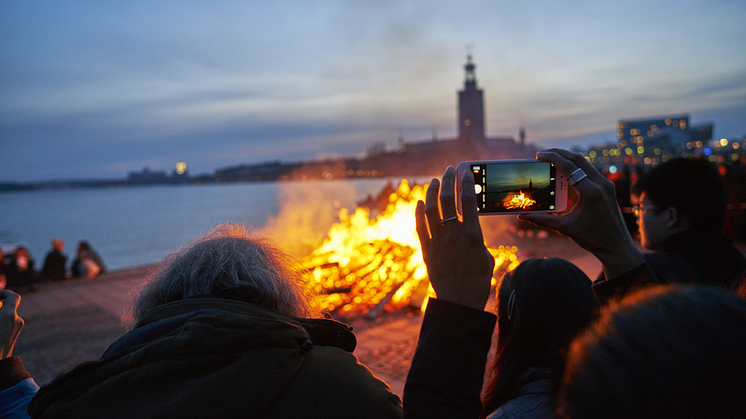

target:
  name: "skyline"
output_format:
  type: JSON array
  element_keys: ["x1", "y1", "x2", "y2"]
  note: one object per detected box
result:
[{"x1": 2, "y1": 1, "x2": 745, "y2": 182}]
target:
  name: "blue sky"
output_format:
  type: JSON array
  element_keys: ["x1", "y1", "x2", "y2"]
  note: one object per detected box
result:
[{"x1": 1, "y1": 0, "x2": 745, "y2": 181}]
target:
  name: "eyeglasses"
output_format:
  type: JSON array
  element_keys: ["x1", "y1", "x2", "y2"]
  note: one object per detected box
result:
[{"x1": 632, "y1": 205, "x2": 666, "y2": 217}]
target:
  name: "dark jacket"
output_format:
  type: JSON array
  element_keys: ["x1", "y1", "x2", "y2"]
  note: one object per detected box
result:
[
  {"x1": 593, "y1": 229, "x2": 746, "y2": 300},
  {"x1": 644, "y1": 229, "x2": 746, "y2": 289},
  {"x1": 42, "y1": 250, "x2": 66, "y2": 282},
  {"x1": 29, "y1": 298, "x2": 402, "y2": 419},
  {"x1": 485, "y1": 368, "x2": 556, "y2": 419}
]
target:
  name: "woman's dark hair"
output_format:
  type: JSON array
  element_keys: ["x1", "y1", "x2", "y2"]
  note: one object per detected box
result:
[
  {"x1": 481, "y1": 258, "x2": 597, "y2": 418},
  {"x1": 558, "y1": 285, "x2": 746, "y2": 419}
]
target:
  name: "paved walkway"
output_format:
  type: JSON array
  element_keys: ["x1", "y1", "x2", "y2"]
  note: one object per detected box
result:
[{"x1": 14, "y1": 238, "x2": 601, "y2": 398}]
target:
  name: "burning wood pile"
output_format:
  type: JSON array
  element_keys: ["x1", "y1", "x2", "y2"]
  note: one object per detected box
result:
[{"x1": 301, "y1": 180, "x2": 521, "y2": 318}]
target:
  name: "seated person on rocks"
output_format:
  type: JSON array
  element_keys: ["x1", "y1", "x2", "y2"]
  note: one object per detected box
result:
[
  {"x1": 0, "y1": 289, "x2": 37, "y2": 419},
  {"x1": 71, "y1": 241, "x2": 106, "y2": 278},
  {"x1": 28, "y1": 224, "x2": 402, "y2": 419},
  {"x1": 480, "y1": 258, "x2": 598, "y2": 419},
  {"x1": 403, "y1": 149, "x2": 653, "y2": 419},
  {"x1": 558, "y1": 284, "x2": 746, "y2": 419},
  {"x1": 42, "y1": 239, "x2": 67, "y2": 282},
  {"x1": 620, "y1": 157, "x2": 746, "y2": 290}
]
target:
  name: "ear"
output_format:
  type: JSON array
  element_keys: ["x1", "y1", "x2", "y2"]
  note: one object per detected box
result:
[{"x1": 665, "y1": 207, "x2": 690, "y2": 230}]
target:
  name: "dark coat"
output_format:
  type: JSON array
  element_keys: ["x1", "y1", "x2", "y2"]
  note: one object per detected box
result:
[
  {"x1": 42, "y1": 250, "x2": 66, "y2": 282},
  {"x1": 29, "y1": 298, "x2": 402, "y2": 419}
]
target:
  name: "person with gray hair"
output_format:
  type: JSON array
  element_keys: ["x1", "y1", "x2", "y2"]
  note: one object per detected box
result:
[{"x1": 28, "y1": 223, "x2": 402, "y2": 419}]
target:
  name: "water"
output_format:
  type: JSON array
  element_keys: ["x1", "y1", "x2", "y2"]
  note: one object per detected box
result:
[{"x1": 0, "y1": 178, "x2": 425, "y2": 270}]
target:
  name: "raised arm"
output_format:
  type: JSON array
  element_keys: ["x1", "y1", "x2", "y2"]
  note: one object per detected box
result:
[{"x1": 404, "y1": 166, "x2": 497, "y2": 419}]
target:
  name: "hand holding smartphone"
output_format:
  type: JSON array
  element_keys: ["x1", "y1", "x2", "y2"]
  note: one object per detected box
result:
[{"x1": 456, "y1": 159, "x2": 568, "y2": 215}]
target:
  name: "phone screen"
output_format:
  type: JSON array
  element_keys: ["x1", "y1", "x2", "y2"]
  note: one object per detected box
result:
[{"x1": 471, "y1": 161, "x2": 558, "y2": 213}]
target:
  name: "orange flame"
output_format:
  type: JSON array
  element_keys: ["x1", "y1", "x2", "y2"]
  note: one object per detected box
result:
[
  {"x1": 502, "y1": 190, "x2": 536, "y2": 210},
  {"x1": 301, "y1": 180, "x2": 520, "y2": 317}
]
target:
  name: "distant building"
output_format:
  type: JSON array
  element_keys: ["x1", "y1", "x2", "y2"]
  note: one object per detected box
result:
[
  {"x1": 215, "y1": 55, "x2": 535, "y2": 180},
  {"x1": 586, "y1": 114, "x2": 715, "y2": 166},
  {"x1": 459, "y1": 54, "x2": 486, "y2": 143},
  {"x1": 128, "y1": 167, "x2": 168, "y2": 184}
]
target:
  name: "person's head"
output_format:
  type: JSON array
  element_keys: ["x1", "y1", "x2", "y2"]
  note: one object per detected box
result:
[
  {"x1": 631, "y1": 157, "x2": 726, "y2": 249},
  {"x1": 77, "y1": 241, "x2": 89, "y2": 252},
  {"x1": 559, "y1": 285, "x2": 746, "y2": 419},
  {"x1": 131, "y1": 223, "x2": 319, "y2": 323},
  {"x1": 52, "y1": 239, "x2": 64, "y2": 252},
  {"x1": 481, "y1": 258, "x2": 597, "y2": 417},
  {"x1": 14, "y1": 247, "x2": 27, "y2": 258}
]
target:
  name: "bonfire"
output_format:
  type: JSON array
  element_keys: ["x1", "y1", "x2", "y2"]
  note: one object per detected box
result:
[
  {"x1": 301, "y1": 180, "x2": 520, "y2": 318},
  {"x1": 502, "y1": 191, "x2": 536, "y2": 210}
]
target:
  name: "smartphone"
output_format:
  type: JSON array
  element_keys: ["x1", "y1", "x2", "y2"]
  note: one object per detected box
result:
[{"x1": 456, "y1": 159, "x2": 568, "y2": 215}]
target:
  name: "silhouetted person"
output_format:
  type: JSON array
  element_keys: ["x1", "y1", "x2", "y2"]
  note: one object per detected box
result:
[
  {"x1": 558, "y1": 285, "x2": 746, "y2": 419},
  {"x1": 6, "y1": 248, "x2": 36, "y2": 292},
  {"x1": 28, "y1": 224, "x2": 402, "y2": 418},
  {"x1": 481, "y1": 258, "x2": 597, "y2": 419},
  {"x1": 617, "y1": 157, "x2": 746, "y2": 291},
  {"x1": 42, "y1": 239, "x2": 67, "y2": 282},
  {"x1": 70, "y1": 241, "x2": 105, "y2": 278}
]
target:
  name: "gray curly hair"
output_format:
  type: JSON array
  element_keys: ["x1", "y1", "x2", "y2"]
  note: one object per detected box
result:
[{"x1": 131, "y1": 223, "x2": 319, "y2": 322}]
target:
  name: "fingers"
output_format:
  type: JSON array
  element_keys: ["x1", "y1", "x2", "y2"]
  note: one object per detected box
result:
[
  {"x1": 0, "y1": 290, "x2": 21, "y2": 312},
  {"x1": 424, "y1": 177, "x2": 442, "y2": 236},
  {"x1": 439, "y1": 167, "x2": 458, "y2": 220},
  {"x1": 459, "y1": 168, "x2": 482, "y2": 235},
  {"x1": 415, "y1": 200, "x2": 431, "y2": 253}
]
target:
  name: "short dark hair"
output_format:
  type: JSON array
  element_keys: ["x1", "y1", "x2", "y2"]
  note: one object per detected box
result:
[
  {"x1": 559, "y1": 285, "x2": 746, "y2": 419},
  {"x1": 631, "y1": 157, "x2": 726, "y2": 230},
  {"x1": 481, "y1": 258, "x2": 597, "y2": 417}
]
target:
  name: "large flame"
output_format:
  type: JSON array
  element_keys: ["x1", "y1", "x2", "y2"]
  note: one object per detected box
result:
[
  {"x1": 301, "y1": 180, "x2": 520, "y2": 317},
  {"x1": 502, "y1": 191, "x2": 536, "y2": 210}
]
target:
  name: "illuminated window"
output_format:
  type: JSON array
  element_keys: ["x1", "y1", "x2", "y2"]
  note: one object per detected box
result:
[
  {"x1": 647, "y1": 130, "x2": 654, "y2": 137},
  {"x1": 617, "y1": 131, "x2": 624, "y2": 139},
  {"x1": 603, "y1": 149, "x2": 609, "y2": 156},
  {"x1": 680, "y1": 120, "x2": 687, "y2": 129},
  {"x1": 589, "y1": 151, "x2": 597, "y2": 158},
  {"x1": 734, "y1": 143, "x2": 741, "y2": 150},
  {"x1": 618, "y1": 122, "x2": 627, "y2": 129},
  {"x1": 696, "y1": 141, "x2": 703, "y2": 148},
  {"x1": 665, "y1": 118, "x2": 672, "y2": 125},
  {"x1": 620, "y1": 140, "x2": 627, "y2": 147},
  {"x1": 175, "y1": 162, "x2": 187, "y2": 175},
  {"x1": 654, "y1": 148, "x2": 661, "y2": 155},
  {"x1": 651, "y1": 125, "x2": 658, "y2": 131},
  {"x1": 720, "y1": 138, "x2": 729, "y2": 147},
  {"x1": 464, "y1": 119, "x2": 471, "y2": 126},
  {"x1": 644, "y1": 157, "x2": 652, "y2": 164},
  {"x1": 625, "y1": 147, "x2": 633, "y2": 155},
  {"x1": 630, "y1": 128, "x2": 640, "y2": 136},
  {"x1": 637, "y1": 146, "x2": 645, "y2": 154}
]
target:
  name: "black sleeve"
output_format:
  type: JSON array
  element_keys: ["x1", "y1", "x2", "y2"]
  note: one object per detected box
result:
[
  {"x1": 0, "y1": 356, "x2": 32, "y2": 392},
  {"x1": 592, "y1": 262, "x2": 659, "y2": 303},
  {"x1": 403, "y1": 298, "x2": 497, "y2": 419}
]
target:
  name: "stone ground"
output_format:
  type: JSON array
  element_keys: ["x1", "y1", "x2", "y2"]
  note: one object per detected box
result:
[{"x1": 13, "y1": 235, "x2": 601, "y2": 397}]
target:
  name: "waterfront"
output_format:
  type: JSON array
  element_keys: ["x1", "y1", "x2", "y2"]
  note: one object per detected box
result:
[{"x1": 0, "y1": 178, "x2": 425, "y2": 269}]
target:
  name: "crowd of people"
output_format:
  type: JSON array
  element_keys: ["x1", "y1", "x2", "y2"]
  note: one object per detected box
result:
[
  {"x1": 1, "y1": 148, "x2": 745, "y2": 418},
  {"x1": 0, "y1": 240, "x2": 106, "y2": 293}
]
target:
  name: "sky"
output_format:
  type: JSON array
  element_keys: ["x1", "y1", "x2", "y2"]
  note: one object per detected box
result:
[
  {"x1": 486, "y1": 162, "x2": 550, "y2": 191},
  {"x1": 2, "y1": 0, "x2": 745, "y2": 182}
]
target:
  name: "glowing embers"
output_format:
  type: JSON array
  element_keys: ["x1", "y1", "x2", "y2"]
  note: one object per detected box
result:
[
  {"x1": 301, "y1": 180, "x2": 520, "y2": 317},
  {"x1": 502, "y1": 190, "x2": 536, "y2": 210}
]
